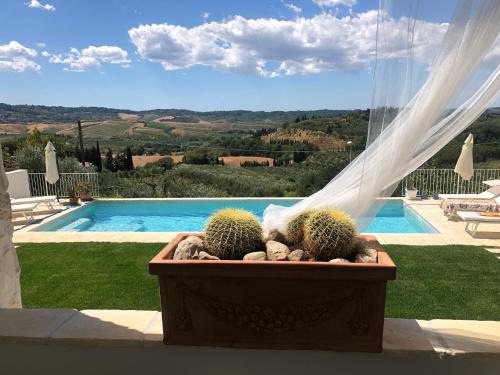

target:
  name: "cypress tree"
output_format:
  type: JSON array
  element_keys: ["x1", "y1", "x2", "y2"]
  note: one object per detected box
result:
[
  {"x1": 126, "y1": 146, "x2": 134, "y2": 170},
  {"x1": 104, "y1": 148, "x2": 114, "y2": 172},
  {"x1": 96, "y1": 141, "x2": 102, "y2": 172}
]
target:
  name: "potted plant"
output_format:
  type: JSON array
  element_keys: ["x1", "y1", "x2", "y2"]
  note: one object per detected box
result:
[
  {"x1": 149, "y1": 208, "x2": 396, "y2": 352},
  {"x1": 75, "y1": 180, "x2": 92, "y2": 201},
  {"x1": 67, "y1": 186, "x2": 79, "y2": 205},
  {"x1": 405, "y1": 175, "x2": 418, "y2": 200}
]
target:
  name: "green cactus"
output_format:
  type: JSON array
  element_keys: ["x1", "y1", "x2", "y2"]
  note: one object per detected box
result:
[
  {"x1": 303, "y1": 208, "x2": 357, "y2": 260},
  {"x1": 204, "y1": 208, "x2": 263, "y2": 259},
  {"x1": 285, "y1": 210, "x2": 312, "y2": 245}
]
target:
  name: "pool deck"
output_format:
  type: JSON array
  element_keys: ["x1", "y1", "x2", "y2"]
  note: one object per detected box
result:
[{"x1": 11, "y1": 198, "x2": 500, "y2": 247}]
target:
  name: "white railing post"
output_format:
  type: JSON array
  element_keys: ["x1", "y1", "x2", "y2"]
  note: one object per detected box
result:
[
  {"x1": 27, "y1": 172, "x2": 100, "y2": 197},
  {"x1": 400, "y1": 168, "x2": 500, "y2": 197}
]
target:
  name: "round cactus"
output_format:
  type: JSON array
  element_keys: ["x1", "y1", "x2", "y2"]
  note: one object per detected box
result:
[
  {"x1": 204, "y1": 208, "x2": 263, "y2": 259},
  {"x1": 285, "y1": 210, "x2": 312, "y2": 245},
  {"x1": 303, "y1": 209, "x2": 357, "y2": 260}
]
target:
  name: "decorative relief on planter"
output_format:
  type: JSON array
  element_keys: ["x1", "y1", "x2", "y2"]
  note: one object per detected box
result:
[{"x1": 174, "y1": 282, "x2": 369, "y2": 336}]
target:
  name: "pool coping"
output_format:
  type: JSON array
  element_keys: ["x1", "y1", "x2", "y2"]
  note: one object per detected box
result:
[
  {"x1": 13, "y1": 197, "x2": 499, "y2": 246},
  {"x1": 11, "y1": 197, "x2": 438, "y2": 244},
  {"x1": 21, "y1": 197, "x2": 429, "y2": 232}
]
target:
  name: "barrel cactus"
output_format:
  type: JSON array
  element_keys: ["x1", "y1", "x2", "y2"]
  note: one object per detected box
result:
[
  {"x1": 303, "y1": 209, "x2": 357, "y2": 260},
  {"x1": 204, "y1": 208, "x2": 263, "y2": 259},
  {"x1": 285, "y1": 210, "x2": 312, "y2": 245}
]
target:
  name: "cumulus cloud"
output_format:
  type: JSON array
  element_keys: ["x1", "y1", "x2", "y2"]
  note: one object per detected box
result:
[
  {"x1": 27, "y1": 0, "x2": 55, "y2": 12},
  {"x1": 284, "y1": 3, "x2": 302, "y2": 14},
  {"x1": 203, "y1": 12, "x2": 210, "y2": 19},
  {"x1": 36, "y1": 42, "x2": 46, "y2": 48},
  {"x1": 313, "y1": 0, "x2": 357, "y2": 7},
  {"x1": 0, "y1": 41, "x2": 40, "y2": 72},
  {"x1": 45, "y1": 45, "x2": 131, "y2": 71},
  {"x1": 0, "y1": 40, "x2": 37, "y2": 58},
  {"x1": 128, "y1": 11, "x2": 446, "y2": 77},
  {"x1": 0, "y1": 57, "x2": 41, "y2": 72}
]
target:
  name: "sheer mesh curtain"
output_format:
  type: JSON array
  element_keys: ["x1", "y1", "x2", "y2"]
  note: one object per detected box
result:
[{"x1": 263, "y1": 0, "x2": 500, "y2": 234}]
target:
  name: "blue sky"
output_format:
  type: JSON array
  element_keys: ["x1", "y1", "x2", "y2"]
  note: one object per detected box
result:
[{"x1": 0, "y1": 0, "x2": 480, "y2": 111}]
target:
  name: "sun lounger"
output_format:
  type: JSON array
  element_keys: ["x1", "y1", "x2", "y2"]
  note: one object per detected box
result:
[
  {"x1": 10, "y1": 195, "x2": 57, "y2": 211},
  {"x1": 11, "y1": 203, "x2": 38, "y2": 223},
  {"x1": 441, "y1": 198, "x2": 497, "y2": 218},
  {"x1": 457, "y1": 211, "x2": 500, "y2": 237}
]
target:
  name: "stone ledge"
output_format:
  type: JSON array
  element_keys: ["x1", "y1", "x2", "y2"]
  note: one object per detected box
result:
[
  {"x1": 0, "y1": 308, "x2": 77, "y2": 344},
  {"x1": 0, "y1": 309, "x2": 499, "y2": 356}
]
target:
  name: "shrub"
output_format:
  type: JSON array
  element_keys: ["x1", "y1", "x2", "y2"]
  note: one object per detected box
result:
[{"x1": 14, "y1": 145, "x2": 44, "y2": 172}]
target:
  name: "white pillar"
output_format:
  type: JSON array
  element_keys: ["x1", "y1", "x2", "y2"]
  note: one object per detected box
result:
[{"x1": 0, "y1": 145, "x2": 22, "y2": 308}]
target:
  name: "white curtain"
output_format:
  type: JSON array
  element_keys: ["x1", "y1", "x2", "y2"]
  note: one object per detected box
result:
[{"x1": 263, "y1": 0, "x2": 500, "y2": 233}]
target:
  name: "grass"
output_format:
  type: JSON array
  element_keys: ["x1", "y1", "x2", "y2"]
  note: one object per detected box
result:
[
  {"x1": 16, "y1": 243, "x2": 500, "y2": 320},
  {"x1": 384, "y1": 245, "x2": 500, "y2": 320},
  {"x1": 17, "y1": 243, "x2": 163, "y2": 310}
]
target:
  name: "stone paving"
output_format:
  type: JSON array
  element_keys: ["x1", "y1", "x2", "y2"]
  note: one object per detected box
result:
[
  {"x1": 376, "y1": 198, "x2": 500, "y2": 247},
  {"x1": 1, "y1": 308, "x2": 499, "y2": 355}
]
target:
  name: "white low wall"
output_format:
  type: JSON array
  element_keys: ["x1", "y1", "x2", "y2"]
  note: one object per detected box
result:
[{"x1": 6, "y1": 169, "x2": 31, "y2": 199}]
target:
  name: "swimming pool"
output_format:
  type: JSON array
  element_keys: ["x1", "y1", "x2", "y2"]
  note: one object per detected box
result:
[{"x1": 34, "y1": 198, "x2": 436, "y2": 233}]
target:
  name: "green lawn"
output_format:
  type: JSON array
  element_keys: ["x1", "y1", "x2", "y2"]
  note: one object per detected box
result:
[
  {"x1": 16, "y1": 243, "x2": 500, "y2": 320},
  {"x1": 17, "y1": 243, "x2": 163, "y2": 311}
]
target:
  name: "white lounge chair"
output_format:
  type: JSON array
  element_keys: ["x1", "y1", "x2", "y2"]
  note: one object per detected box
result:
[
  {"x1": 457, "y1": 211, "x2": 500, "y2": 237},
  {"x1": 10, "y1": 195, "x2": 57, "y2": 211},
  {"x1": 439, "y1": 179, "x2": 500, "y2": 200},
  {"x1": 11, "y1": 203, "x2": 38, "y2": 223}
]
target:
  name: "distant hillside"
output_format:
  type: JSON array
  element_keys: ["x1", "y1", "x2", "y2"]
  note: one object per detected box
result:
[
  {"x1": 262, "y1": 128, "x2": 347, "y2": 151},
  {"x1": 0, "y1": 103, "x2": 350, "y2": 125}
]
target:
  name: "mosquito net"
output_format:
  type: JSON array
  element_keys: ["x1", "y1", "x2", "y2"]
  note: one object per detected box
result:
[{"x1": 263, "y1": 0, "x2": 500, "y2": 234}]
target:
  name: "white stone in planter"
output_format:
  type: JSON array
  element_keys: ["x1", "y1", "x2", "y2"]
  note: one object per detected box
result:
[
  {"x1": 173, "y1": 236, "x2": 204, "y2": 260},
  {"x1": 329, "y1": 258, "x2": 350, "y2": 263},
  {"x1": 243, "y1": 251, "x2": 267, "y2": 261},
  {"x1": 198, "y1": 251, "x2": 220, "y2": 260},
  {"x1": 288, "y1": 249, "x2": 304, "y2": 261},
  {"x1": 266, "y1": 240, "x2": 290, "y2": 261}
]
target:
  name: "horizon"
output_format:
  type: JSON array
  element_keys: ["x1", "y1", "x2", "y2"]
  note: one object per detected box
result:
[
  {"x1": 1, "y1": 101, "x2": 369, "y2": 113},
  {"x1": 3, "y1": 102, "x2": 499, "y2": 114}
]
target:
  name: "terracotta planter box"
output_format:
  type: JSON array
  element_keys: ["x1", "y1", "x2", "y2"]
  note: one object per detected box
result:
[{"x1": 149, "y1": 233, "x2": 396, "y2": 352}]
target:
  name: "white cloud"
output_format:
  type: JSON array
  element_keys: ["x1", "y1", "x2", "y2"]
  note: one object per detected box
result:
[
  {"x1": 27, "y1": 0, "x2": 55, "y2": 12},
  {"x1": 0, "y1": 41, "x2": 40, "y2": 72},
  {"x1": 128, "y1": 12, "x2": 446, "y2": 78},
  {"x1": 284, "y1": 3, "x2": 302, "y2": 14},
  {"x1": 36, "y1": 42, "x2": 46, "y2": 48},
  {"x1": 0, "y1": 57, "x2": 40, "y2": 72},
  {"x1": 45, "y1": 45, "x2": 131, "y2": 71},
  {"x1": 203, "y1": 12, "x2": 210, "y2": 19},
  {"x1": 313, "y1": 0, "x2": 357, "y2": 7},
  {"x1": 0, "y1": 40, "x2": 37, "y2": 58}
]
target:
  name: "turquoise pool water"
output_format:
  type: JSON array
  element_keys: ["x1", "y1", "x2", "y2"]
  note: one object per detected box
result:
[{"x1": 35, "y1": 199, "x2": 436, "y2": 233}]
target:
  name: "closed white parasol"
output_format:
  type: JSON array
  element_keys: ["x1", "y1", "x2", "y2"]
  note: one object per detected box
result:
[
  {"x1": 45, "y1": 141, "x2": 59, "y2": 185},
  {"x1": 455, "y1": 133, "x2": 474, "y2": 181},
  {"x1": 0, "y1": 143, "x2": 22, "y2": 308}
]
